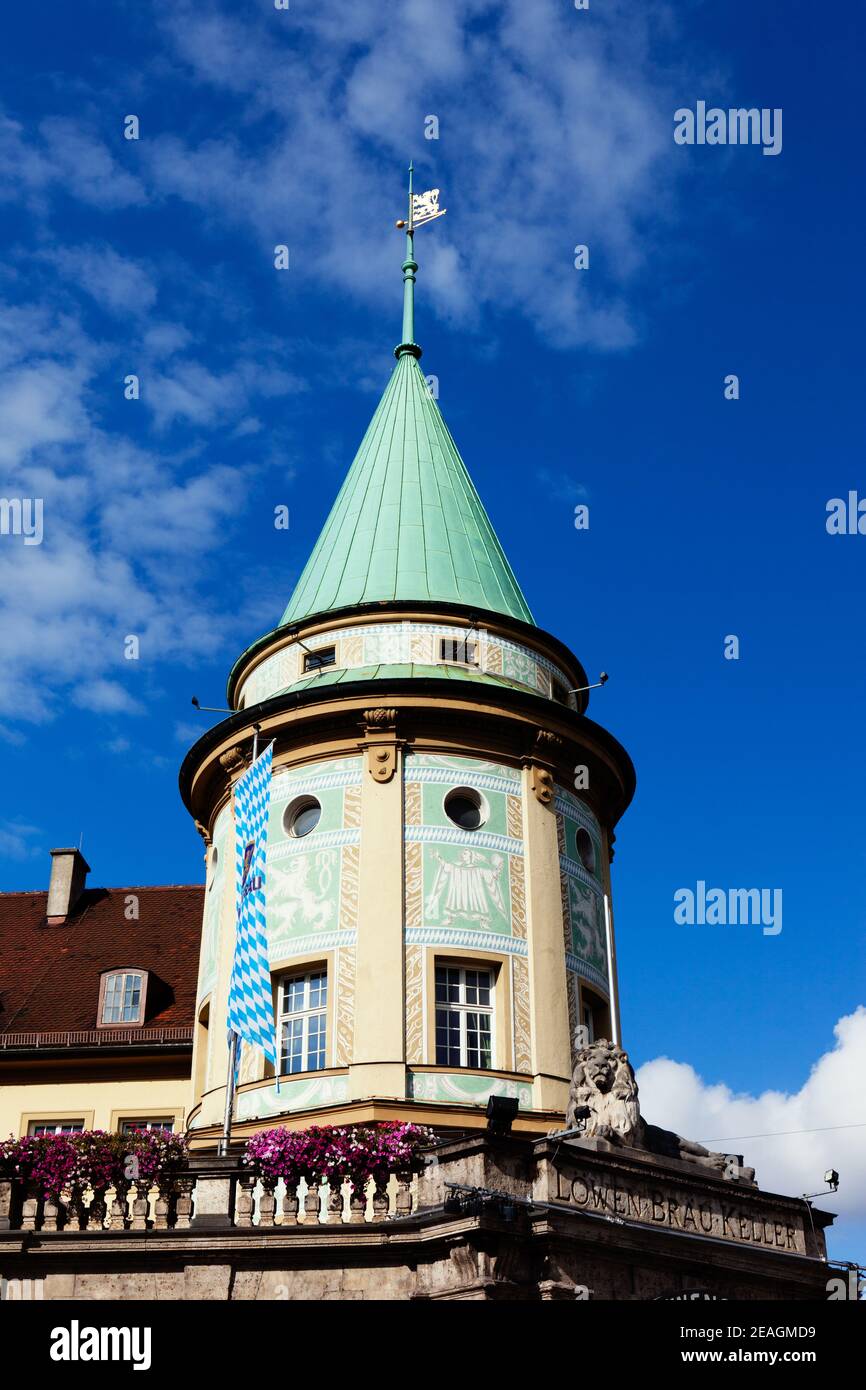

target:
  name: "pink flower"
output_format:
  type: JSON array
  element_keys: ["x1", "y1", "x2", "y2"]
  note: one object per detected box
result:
[{"x1": 242, "y1": 1122, "x2": 433, "y2": 1186}]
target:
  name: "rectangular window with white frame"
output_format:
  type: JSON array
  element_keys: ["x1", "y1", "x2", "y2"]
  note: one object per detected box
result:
[
  {"x1": 118, "y1": 1118, "x2": 176, "y2": 1134},
  {"x1": 435, "y1": 964, "x2": 494, "y2": 1069},
  {"x1": 100, "y1": 970, "x2": 145, "y2": 1025},
  {"x1": 28, "y1": 1121, "x2": 84, "y2": 1136},
  {"x1": 578, "y1": 988, "x2": 610, "y2": 1048},
  {"x1": 279, "y1": 968, "x2": 327, "y2": 1074}
]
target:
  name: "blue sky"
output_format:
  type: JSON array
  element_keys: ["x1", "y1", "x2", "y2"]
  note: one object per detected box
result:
[{"x1": 1, "y1": 1, "x2": 864, "y2": 1261}]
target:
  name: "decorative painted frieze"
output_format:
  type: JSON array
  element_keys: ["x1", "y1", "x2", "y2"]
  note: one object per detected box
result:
[
  {"x1": 555, "y1": 785, "x2": 608, "y2": 991},
  {"x1": 237, "y1": 620, "x2": 575, "y2": 709},
  {"x1": 408, "y1": 1070, "x2": 532, "y2": 1109}
]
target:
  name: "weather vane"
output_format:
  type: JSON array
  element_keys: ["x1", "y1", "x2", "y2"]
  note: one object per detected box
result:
[{"x1": 395, "y1": 160, "x2": 446, "y2": 232}]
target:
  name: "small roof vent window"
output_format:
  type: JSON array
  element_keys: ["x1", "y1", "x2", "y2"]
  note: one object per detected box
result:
[
  {"x1": 303, "y1": 647, "x2": 336, "y2": 672},
  {"x1": 440, "y1": 638, "x2": 478, "y2": 665}
]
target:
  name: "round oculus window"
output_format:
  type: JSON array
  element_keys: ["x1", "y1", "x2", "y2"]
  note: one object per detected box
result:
[
  {"x1": 284, "y1": 796, "x2": 322, "y2": 838},
  {"x1": 443, "y1": 787, "x2": 488, "y2": 832},
  {"x1": 576, "y1": 826, "x2": 596, "y2": 874}
]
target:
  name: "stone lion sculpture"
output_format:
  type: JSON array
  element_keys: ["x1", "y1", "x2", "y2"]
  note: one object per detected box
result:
[{"x1": 564, "y1": 1037, "x2": 755, "y2": 1184}]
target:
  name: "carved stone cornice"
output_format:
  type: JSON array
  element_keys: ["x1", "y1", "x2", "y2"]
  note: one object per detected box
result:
[
  {"x1": 362, "y1": 708, "x2": 397, "y2": 726},
  {"x1": 219, "y1": 746, "x2": 246, "y2": 775},
  {"x1": 180, "y1": 684, "x2": 635, "y2": 833}
]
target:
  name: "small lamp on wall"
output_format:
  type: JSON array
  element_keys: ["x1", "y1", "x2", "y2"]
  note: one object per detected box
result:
[{"x1": 567, "y1": 672, "x2": 609, "y2": 696}]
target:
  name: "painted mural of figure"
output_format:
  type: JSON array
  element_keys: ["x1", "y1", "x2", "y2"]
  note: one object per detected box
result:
[
  {"x1": 425, "y1": 849, "x2": 506, "y2": 928},
  {"x1": 569, "y1": 878, "x2": 605, "y2": 972},
  {"x1": 269, "y1": 853, "x2": 335, "y2": 934}
]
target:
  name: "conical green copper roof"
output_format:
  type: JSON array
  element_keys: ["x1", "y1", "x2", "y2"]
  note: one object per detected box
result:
[
  {"x1": 282, "y1": 168, "x2": 532, "y2": 629},
  {"x1": 280, "y1": 348, "x2": 534, "y2": 628}
]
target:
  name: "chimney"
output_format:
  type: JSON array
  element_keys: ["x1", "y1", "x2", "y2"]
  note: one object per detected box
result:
[{"x1": 46, "y1": 848, "x2": 91, "y2": 924}]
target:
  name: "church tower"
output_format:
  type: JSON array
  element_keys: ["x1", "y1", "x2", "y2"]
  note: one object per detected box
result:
[{"x1": 180, "y1": 180, "x2": 635, "y2": 1145}]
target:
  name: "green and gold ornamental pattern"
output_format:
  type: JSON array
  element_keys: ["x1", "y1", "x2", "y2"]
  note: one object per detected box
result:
[
  {"x1": 191, "y1": 749, "x2": 612, "y2": 1128},
  {"x1": 237, "y1": 621, "x2": 574, "y2": 709}
]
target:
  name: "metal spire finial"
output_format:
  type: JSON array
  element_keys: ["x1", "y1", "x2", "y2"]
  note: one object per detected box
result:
[{"x1": 394, "y1": 163, "x2": 446, "y2": 360}]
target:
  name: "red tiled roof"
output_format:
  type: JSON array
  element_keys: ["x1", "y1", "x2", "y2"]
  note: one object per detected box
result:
[{"x1": 0, "y1": 885, "x2": 203, "y2": 1034}]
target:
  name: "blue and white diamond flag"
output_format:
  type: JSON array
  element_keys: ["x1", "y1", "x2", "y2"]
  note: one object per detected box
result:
[{"x1": 227, "y1": 741, "x2": 277, "y2": 1068}]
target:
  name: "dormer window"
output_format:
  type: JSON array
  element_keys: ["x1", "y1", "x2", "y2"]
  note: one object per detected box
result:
[
  {"x1": 440, "y1": 638, "x2": 477, "y2": 665},
  {"x1": 98, "y1": 969, "x2": 148, "y2": 1027},
  {"x1": 303, "y1": 646, "x2": 336, "y2": 672}
]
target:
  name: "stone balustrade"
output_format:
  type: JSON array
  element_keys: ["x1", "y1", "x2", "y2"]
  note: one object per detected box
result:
[
  {"x1": 0, "y1": 1158, "x2": 417, "y2": 1234},
  {"x1": 0, "y1": 1135, "x2": 837, "y2": 1300},
  {"x1": 0, "y1": 1176, "x2": 193, "y2": 1234}
]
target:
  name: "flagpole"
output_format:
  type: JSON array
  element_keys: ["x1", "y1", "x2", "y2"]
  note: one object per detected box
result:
[
  {"x1": 218, "y1": 724, "x2": 262, "y2": 1157},
  {"x1": 603, "y1": 893, "x2": 622, "y2": 1047},
  {"x1": 219, "y1": 1034, "x2": 238, "y2": 1157}
]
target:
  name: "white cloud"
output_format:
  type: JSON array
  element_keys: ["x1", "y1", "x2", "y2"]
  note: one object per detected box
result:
[
  {"x1": 174, "y1": 719, "x2": 203, "y2": 744},
  {"x1": 72, "y1": 679, "x2": 144, "y2": 715},
  {"x1": 43, "y1": 244, "x2": 159, "y2": 317},
  {"x1": 142, "y1": 359, "x2": 306, "y2": 432},
  {"x1": 0, "y1": 361, "x2": 92, "y2": 468},
  {"x1": 0, "y1": 114, "x2": 146, "y2": 212},
  {"x1": 0, "y1": 1, "x2": 706, "y2": 725},
  {"x1": 134, "y1": 0, "x2": 690, "y2": 350},
  {"x1": 0, "y1": 6, "x2": 700, "y2": 355},
  {"x1": 0, "y1": 301, "x2": 96, "y2": 373},
  {"x1": 0, "y1": 821, "x2": 41, "y2": 860},
  {"x1": 100, "y1": 464, "x2": 242, "y2": 554},
  {"x1": 142, "y1": 321, "x2": 192, "y2": 358},
  {"x1": 0, "y1": 288, "x2": 291, "y2": 725},
  {"x1": 537, "y1": 469, "x2": 589, "y2": 504},
  {"x1": 232, "y1": 417, "x2": 262, "y2": 439},
  {"x1": 636, "y1": 1008, "x2": 866, "y2": 1254}
]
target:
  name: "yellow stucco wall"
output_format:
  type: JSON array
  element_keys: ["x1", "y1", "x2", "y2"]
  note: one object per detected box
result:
[{"x1": 0, "y1": 1076, "x2": 189, "y2": 1139}]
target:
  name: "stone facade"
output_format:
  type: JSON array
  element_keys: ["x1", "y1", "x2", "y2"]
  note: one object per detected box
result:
[{"x1": 0, "y1": 1136, "x2": 834, "y2": 1301}]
